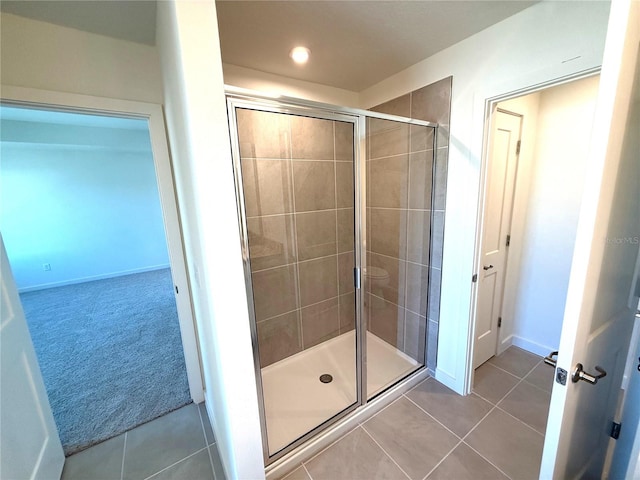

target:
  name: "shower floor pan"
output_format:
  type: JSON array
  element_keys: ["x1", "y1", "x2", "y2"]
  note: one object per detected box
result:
[{"x1": 261, "y1": 330, "x2": 418, "y2": 454}]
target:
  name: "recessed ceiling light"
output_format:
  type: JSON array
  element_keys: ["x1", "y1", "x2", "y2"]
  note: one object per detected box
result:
[{"x1": 290, "y1": 46, "x2": 311, "y2": 65}]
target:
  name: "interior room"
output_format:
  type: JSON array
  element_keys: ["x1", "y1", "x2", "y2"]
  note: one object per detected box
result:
[
  {"x1": 2, "y1": 1, "x2": 639, "y2": 480},
  {"x1": 0, "y1": 106, "x2": 192, "y2": 454}
]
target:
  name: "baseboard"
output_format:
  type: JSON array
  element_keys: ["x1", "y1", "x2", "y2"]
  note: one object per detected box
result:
[
  {"x1": 497, "y1": 334, "x2": 514, "y2": 355},
  {"x1": 511, "y1": 335, "x2": 557, "y2": 357},
  {"x1": 18, "y1": 264, "x2": 171, "y2": 293}
]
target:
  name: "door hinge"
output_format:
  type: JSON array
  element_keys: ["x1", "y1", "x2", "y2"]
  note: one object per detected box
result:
[
  {"x1": 611, "y1": 422, "x2": 622, "y2": 440},
  {"x1": 506, "y1": 235, "x2": 511, "y2": 247},
  {"x1": 472, "y1": 273, "x2": 478, "y2": 283},
  {"x1": 516, "y1": 140, "x2": 522, "y2": 155},
  {"x1": 498, "y1": 317, "x2": 502, "y2": 328}
]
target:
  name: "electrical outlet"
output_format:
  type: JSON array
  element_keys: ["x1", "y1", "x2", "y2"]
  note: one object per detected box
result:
[{"x1": 43, "y1": 263, "x2": 51, "y2": 271}]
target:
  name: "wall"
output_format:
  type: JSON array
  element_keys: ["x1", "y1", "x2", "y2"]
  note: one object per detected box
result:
[
  {"x1": 0, "y1": 12, "x2": 162, "y2": 103},
  {"x1": 359, "y1": 1, "x2": 610, "y2": 393},
  {"x1": 236, "y1": 109, "x2": 356, "y2": 367},
  {"x1": 370, "y1": 77, "x2": 452, "y2": 371},
  {"x1": 0, "y1": 120, "x2": 169, "y2": 291},
  {"x1": 498, "y1": 75, "x2": 600, "y2": 356},
  {"x1": 223, "y1": 63, "x2": 360, "y2": 107},
  {"x1": 156, "y1": 2, "x2": 264, "y2": 479}
]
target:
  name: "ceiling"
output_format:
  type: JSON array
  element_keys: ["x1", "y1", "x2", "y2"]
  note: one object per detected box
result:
[
  {"x1": 216, "y1": 1, "x2": 538, "y2": 91},
  {"x1": 0, "y1": 0, "x2": 538, "y2": 92}
]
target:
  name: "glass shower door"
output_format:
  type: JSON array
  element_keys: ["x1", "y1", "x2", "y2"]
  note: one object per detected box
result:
[
  {"x1": 232, "y1": 106, "x2": 359, "y2": 457},
  {"x1": 365, "y1": 117, "x2": 434, "y2": 398}
]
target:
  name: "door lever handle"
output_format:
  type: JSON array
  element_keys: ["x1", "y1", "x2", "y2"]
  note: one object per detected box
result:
[
  {"x1": 544, "y1": 351, "x2": 558, "y2": 367},
  {"x1": 571, "y1": 363, "x2": 607, "y2": 385},
  {"x1": 483, "y1": 264, "x2": 494, "y2": 271}
]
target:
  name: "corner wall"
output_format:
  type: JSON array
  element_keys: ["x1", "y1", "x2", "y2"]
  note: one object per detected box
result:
[
  {"x1": 156, "y1": 2, "x2": 264, "y2": 479},
  {"x1": 359, "y1": 1, "x2": 610, "y2": 393}
]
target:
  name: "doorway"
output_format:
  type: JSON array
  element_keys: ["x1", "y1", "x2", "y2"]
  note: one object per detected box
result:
[
  {"x1": 470, "y1": 73, "x2": 601, "y2": 473},
  {"x1": 0, "y1": 103, "x2": 202, "y2": 455}
]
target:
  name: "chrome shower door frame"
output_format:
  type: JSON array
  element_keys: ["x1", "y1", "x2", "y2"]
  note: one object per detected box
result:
[{"x1": 225, "y1": 89, "x2": 436, "y2": 466}]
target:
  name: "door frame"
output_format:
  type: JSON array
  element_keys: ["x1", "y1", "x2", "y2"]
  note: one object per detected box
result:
[
  {"x1": 467, "y1": 69, "x2": 601, "y2": 393},
  {"x1": 0, "y1": 84, "x2": 205, "y2": 403}
]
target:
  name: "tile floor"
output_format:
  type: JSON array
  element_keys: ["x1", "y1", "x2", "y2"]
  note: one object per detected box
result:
[
  {"x1": 61, "y1": 403, "x2": 225, "y2": 480},
  {"x1": 281, "y1": 346, "x2": 553, "y2": 480}
]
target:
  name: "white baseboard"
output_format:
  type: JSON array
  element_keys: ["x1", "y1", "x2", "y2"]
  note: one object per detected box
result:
[
  {"x1": 18, "y1": 264, "x2": 171, "y2": 293},
  {"x1": 511, "y1": 335, "x2": 557, "y2": 357}
]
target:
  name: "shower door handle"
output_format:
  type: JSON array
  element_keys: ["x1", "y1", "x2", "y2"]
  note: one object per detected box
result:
[{"x1": 354, "y1": 267, "x2": 361, "y2": 289}]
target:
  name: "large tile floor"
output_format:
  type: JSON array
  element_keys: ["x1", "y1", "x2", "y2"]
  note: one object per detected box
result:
[
  {"x1": 61, "y1": 403, "x2": 225, "y2": 480},
  {"x1": 282, "y1": 346, "x2": 552, "y2": 480}
]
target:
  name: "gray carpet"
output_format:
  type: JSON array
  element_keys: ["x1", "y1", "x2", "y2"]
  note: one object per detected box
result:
[{"x1": 20, "y1": 268, "x2": 191, "y2": 456}]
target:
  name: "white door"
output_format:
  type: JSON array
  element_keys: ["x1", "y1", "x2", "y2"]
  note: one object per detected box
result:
[
  {"x1": 0, "y1": 234, "x2": 65, "y2": 479},
  {"x1": 540, "y1": 1, "x2": 640, "y2": 478},
  {"x1": 474, "y1": 109, "x2": 522, "y2": 367}
]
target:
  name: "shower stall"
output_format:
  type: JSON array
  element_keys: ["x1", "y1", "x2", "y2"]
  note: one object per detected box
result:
[{"x1": 226, "y1": 91, "x2": 437, "y2": 465}]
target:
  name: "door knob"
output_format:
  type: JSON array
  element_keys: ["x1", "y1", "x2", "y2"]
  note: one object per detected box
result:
[
  {"x1": 544, "y1": 351, "x2": 558, "y2": 367},
  {"x1": 483, "y1": 264, "x2": 494, "y2": 271},
  {"x1": 571, "y1": 363, "x2": 606, "y2": 384}
]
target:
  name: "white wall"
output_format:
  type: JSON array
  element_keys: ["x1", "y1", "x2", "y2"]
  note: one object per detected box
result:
[
  {"x1": 156, "y1": 3, "x2": 264, "y2": 479},
  {"x1": 0, "y1": 13, "x2": 163, "y2": 103},
  {"x1": 499, "y1": 76, "x2": 600, "y2": 356},
  {"x1": 223, "y1": 63, "x2": 360, "y2": 107},
  {"x1": 359, "y1": 1, "x2": 610, "y2": 393},
  {"x1": 0, "y1": 128, "x2": 169, "y2": 291}
]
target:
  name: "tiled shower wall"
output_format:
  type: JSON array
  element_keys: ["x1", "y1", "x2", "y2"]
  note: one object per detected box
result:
[
  {"x1": 371, "y1": 76, "x2": 453, "y2": 371},
  {"x1": 236, "y1": 109, "x2": 356, "y2": 368},
  {"x1": 365, "y1": 119, "x2": 434, "y2": 364}
]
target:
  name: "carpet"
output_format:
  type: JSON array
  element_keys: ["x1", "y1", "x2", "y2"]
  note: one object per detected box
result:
[{"x1": 20, "y1": 268, "x2": 192, "y2": 456}]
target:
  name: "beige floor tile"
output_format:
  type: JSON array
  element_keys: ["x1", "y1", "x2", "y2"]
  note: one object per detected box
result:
[
  {"x1": 473, "y1": 363, "x2": 519, "y2": 404},
  {"x1": 61, "y1": 434, "x2": 124, "y2": 480},
  {"x1": 149, "y1": 449, "x2": 213, "y2": 480},
  {"x1": 406, "y1": 378, "x2": 492, "y2": 437},
  {"x1": 465, "y1": 409, "x2": 544, "y2": 480},
  {"x1": 305, "y1": 427, "x2": 408, "y2": 480},
  {"x1": 363, "y1": 397, "x2": 458, "y2": 479},
  {"x1": 426, "y1": 443, "x2": 508, "y2": 480},
  {"x1": 281, "y1": 466, "x2": 311, "y2": 480},
  {"x1": 488, "y1": 347, "x2": 541, "y2": 378},
  {"x1": 524, "y1": 362, "x2": 555, "y2": 392},
  {"x1": 498, "y1": 381, "x2": 551, "y2": 434}
]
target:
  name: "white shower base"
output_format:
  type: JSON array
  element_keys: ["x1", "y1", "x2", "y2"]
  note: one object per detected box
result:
[{"x1": 261, "y1": 330, "x2": 419, "y2": 454}]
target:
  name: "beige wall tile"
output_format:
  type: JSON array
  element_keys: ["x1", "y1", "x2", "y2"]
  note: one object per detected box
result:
[
  {"x1": 247, "y1": 214, "x2": 296, "y2": 271},
  {"x1": 369, "y1": 154, "x2": 409, "y2": 208},
  {"x1": 368, "y1": 294, "x2": 404, "y2": 349},
  {"x1": 241, "y1": 158, "x2": 294, "y2": 217},
  {"x1": 410, "y1": 124, "x2": 435, "y2": 153},
  {"x1": 251, "y1": 265, "x2": 298, "y2": 321},
  {"x1": 298, "y1": 255, "x2": 338, "y2": 307},
  {"x1": 433, "y1": 147, "x2": 448, "y2": 211},
  {"x1": 405, "y1": 262, "x2": 428, "y2": 316},
  {"x1": 408, "y1": 151, "x2": 433, "y2": 210},
  {"x1": 296, "y1": 210, "x2": 337, "y2": 261},
  {"x1": 339, "y1": 293, "x2": 356, "y2": 333},
  {"x1": 370, "y1": 94, "x2": 411, "y2": 117},
  {"x1": 407, "y1": 210, "x2": 431, "y2": 266},
  {"x1": 335, "y1": 162, "x2": 354, "y2": 209},
  {"x1": 369, "y1": 208, "x2": 407, "y2": 259},
  {"x1": 368, "y1": 118, "x2": 410, "y2": 159},
  {"x1": 236, "y1": 108, "x2": 291, "y2": 159},
  {"x1": 338, "y1": 251, "x2": 355, "y2": 295},
  {"x1": 335, "y1": 121, "x2": 354, "y2": 161},
  {"x1": 301, "y1": 297, "x2": 340, "y2": 348},
  {"x1": 291, "y1": 115, "x2": 334, "y2": 160},
  {"x1": 368, "y1": 253, "x2": 406, "y2": 307},
  {"x1": 337, "y1": 208, "x2": 355, "y2": 253},
  {"x1": 257, "y1": 311, "x2": 301, "y2": 367},
  {"x1": 410, "y1": 77, "x2": 453, "y2": 125},
  {"x1": 292, "y1": 161, "x2": 336, "y2": 212},
  {"x1": 404, "y1": 311, "x2": 426, "y2": 363}
]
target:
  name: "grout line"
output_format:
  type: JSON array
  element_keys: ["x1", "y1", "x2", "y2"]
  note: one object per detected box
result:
[
  {"x1": 403, "y1": 394, "x2": 462, "y2": 441},
  {"x1": 300, "y1": 424, "x2": 362, "y2": 466},
  {"x1": 368, "y1": 206, "x2": 432, "y2": 212},
  {"x1": 333, "y1": 121, "x2": 342, "y2": 335},
  {"x1": 302, "y1": 463, "x2": 313, "y2": 480},
  {"x1": 246, "y1": 207, "x2": 354, "y2": 220},
  {"x1": 252, "y1": 251, "x2": 346, "y2": 275},
  {"x1": 197, "y1": 403, "x2": 209, "y2": 445},
  {"x1": 462, "y1": 441, "x2": 514, "y2": 480},
  {"x1": 144, "y1": 446, "x2": 210, "y2": 480},
  {"x1": 481, "y1": 362, "x2": 522, "y2": 380},
  {"x1": 120, "y1": 432, "x2": 127, "y2": 480},
  {"x1": 205, "y1": 441, "x2": 216, "y2": 480},
  {"x1": 494, "y1": 404, "x2": 546, "y2": 437},
  {"x1": 360, "y1": 425, "x2": 412, "y2": 480},
  {"x1": 256, "y1": 294, "x2": 343, "y2": 324},
  {"x1": 421, "y1": 439, "x2": 463, "y2": 480}
]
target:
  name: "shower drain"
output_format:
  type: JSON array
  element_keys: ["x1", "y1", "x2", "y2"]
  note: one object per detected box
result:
[{"x1": 319, "y1": 374, "x2": 333, "y2": 384}]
